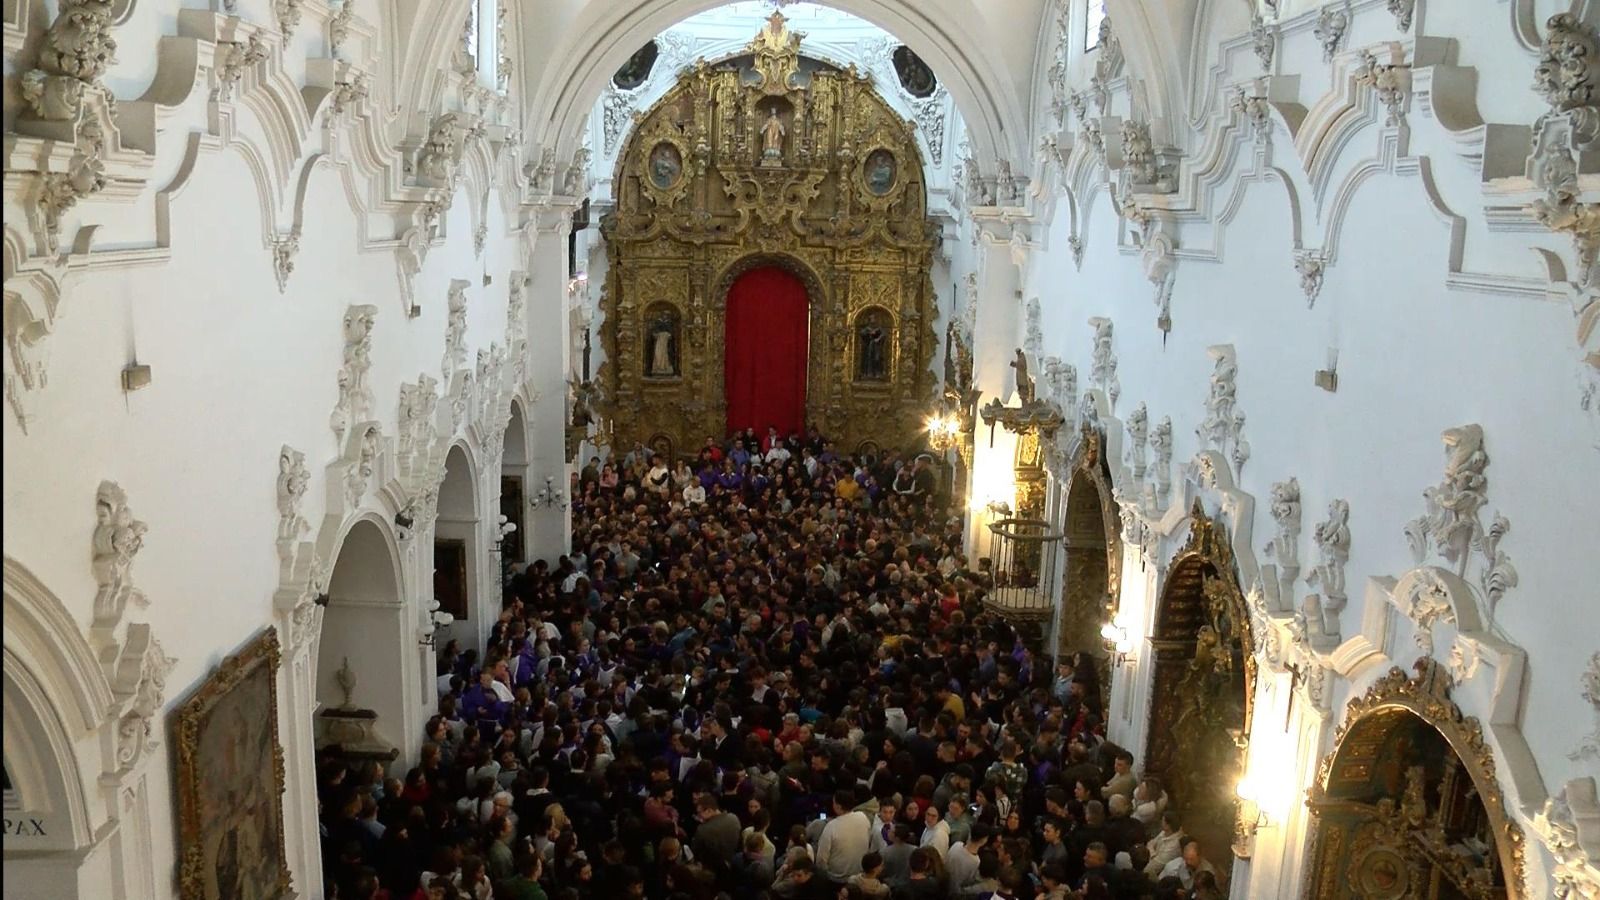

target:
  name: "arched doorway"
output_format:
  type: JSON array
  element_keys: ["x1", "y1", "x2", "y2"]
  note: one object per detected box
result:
[
  {"x1": 435, "y1": 445, "x2": 484, "y2": 651},
  {"x1": 500, "y1": 400, "x2": 529, "y2": 570},
  {"x1": 1144, "y1": 500, "x2": 1255, "y2": 879},
  {"x1": 1056, "y1": 427, "x2": 1122, "y2": 663},
  {"x1": 1305, "y1": 660, "x2": 1528, "y2": 898},
  {"x1": 724, "y1": 265, "x2": 809, "y2": 437},
  {"x1": 316, "y1": 519, "x2": 406, "y2": 755}
]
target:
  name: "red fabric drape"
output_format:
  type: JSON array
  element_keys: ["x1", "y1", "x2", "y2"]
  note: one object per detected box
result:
[{"x1": 724, "y1": 266, "x2": 809, "y2": 438}]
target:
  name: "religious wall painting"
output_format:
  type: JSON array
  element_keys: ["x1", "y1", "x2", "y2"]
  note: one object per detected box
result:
[
  {"x1": 1305, "y1": 661, "x2": 1528, "y2": 899},
  {"x1": 854, "y1": 306, "x2": 893, "y2": 382},
  {"x1": 433, "y1": 538, "x2": 468, "y2": 620},
  {"x1": 892, "y1": 45, "x2": 938, "y2": 98},
  {"x1": 648, "y1": 432, "x2": 676, "y2": 463},
  {"x1": 648, "y1": 142, "x2": 683, "y2": 190},
  {"x1": 173, "y1": 628, "x2": 291, "y2": 900},
  {"x1": 644, "y1": 303, "x2": 682, "y2": 378},
  {"x1": 864, "y1": 149, "x2": 898, "y2": 196}
]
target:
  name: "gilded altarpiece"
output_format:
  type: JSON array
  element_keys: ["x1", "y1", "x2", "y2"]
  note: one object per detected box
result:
[
  {"x1": 1144, "y1": 501, "x2": 1257, "y2": 876},
  {"x1": 598, "y1": 13, "x2": 940, "y2": 453},
  {"x1": 1057, "y1": 427, "x2": 1122, "y2": 661},
  {"x1": 1304, "y1": 661, "x2": 1526, "y2": 900}
]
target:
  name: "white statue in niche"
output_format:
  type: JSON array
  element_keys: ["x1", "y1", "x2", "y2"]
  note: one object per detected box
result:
[{"x1": 761, "y1": 108, "x2": 785, "y2": 162}]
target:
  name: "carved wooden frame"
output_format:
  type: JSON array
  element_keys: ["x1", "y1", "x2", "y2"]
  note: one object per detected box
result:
[{"x1": 172, "y1": 627, "x2": 291, "y2": 900}]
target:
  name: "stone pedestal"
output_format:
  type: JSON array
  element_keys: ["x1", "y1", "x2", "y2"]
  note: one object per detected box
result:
[{"x1": 316, "y1": 707, "x2": 398, "y2": 763}]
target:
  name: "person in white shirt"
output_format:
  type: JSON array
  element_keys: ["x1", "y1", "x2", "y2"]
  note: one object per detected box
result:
[
  {"x1": 917, "y1": 804, "x2": 950, "y2": 858},
  {"x1": 682, "y1": 481, "x2": 707, "y2": 505},
  {"x1": 815, "y1": 790, "x2": 873, "y2": 883},
  {"x1": 943, "y1": 824, "x2": 990, "y2": 896},
  {"x1": 1143, "y1": 813, "x2": 1185, "y2": 880},
  {"x1": 1158, "y1": 840, "x2": 1218, "y2": 890},
  {"x1": 1131, "y1": 776, "x2": 1168, "y2": 829}
]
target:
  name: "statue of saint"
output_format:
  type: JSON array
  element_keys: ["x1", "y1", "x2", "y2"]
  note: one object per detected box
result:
[
  {"x1": 761, "y1": 109, "x2": 785, "y2": 160},
  {"x1": 1012, "y1": 348, "x2": 1034, "y2": 404},
  {"x1": 859, "y1": 323, "x2": 888, "y2": 380},
  {"x1": 650, "y1": 320, "x2": 675, "y2": 376}
]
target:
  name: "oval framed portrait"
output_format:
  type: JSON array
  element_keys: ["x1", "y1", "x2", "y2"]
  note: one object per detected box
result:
[
  {"x1": 647, "y1": 142, "x2": 684, "y2": 190},
  {"x1": 863, "y1": 149, "x2": 897, "y2": 196}
]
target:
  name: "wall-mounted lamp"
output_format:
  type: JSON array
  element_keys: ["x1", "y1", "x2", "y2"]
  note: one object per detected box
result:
[
  {"x1": 529, "y1": 476, "x2": 568, "y2": 510},
  {"x1": 1232, "y1": 773, "x2": 1275, "y2": 858},
  {"x1": 983, "y1": 499, "x2": 1013, "y2": 518},
  {"x1": 418, "y1": 595, "x2": 455, "y2": 648},
  {"x1": 494, "y1": 513, "x2": 517, "y2": 543},
  {"x1": 1099, "y1": 622, "x2": 1135, "y2": 666},
  {"x1": 926, "y1": 413, "x2": 961, "y2": 453}
]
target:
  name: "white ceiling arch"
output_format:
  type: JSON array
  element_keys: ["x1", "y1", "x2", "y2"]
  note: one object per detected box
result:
[{"x1": 520, "y1": 0, "x2": 1037, "y2": 169}]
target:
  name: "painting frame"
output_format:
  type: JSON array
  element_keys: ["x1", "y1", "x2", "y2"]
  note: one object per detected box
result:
[{"x1": 173, "y1": 626, "x2": 292, "y2": 900}]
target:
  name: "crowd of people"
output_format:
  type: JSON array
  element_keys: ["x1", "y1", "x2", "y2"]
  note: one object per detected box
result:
[{"x1": 316, "y1": 427, "x2": 1225, "y2": 900}]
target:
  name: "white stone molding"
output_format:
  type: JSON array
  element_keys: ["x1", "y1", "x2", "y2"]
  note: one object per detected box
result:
[
  {"x1": 343, "y1": 423, "x2": 381, "y2": 511},
  {"x1": 1121, "y1": 120, "x2": 1157, "y2": 186},
  {"x1": 275, "y1": 0, "x2": 305, "y2": 41},
  {"x1": 1250, "y1": 14, "x2": 1276, "y2": 73},
  {"x1": 1314, "y1": 3, "x2": 1350, "y2": 64},
  {"x1": 1196, "y1": 344, "x2": 1249, "y2": 477},
  {"x1": 415, "y1": 112, "x2": 463, "y2": 188},
  {"x1": 1536, "y1": 778, "x2": 1600, "y2": 898},
  {"x1": 277, "y1": 444, "x2": 311, "y2": 554},
  {"x1": 214, "y1": 33, "x2": 268, "y2": 104},
  {"x1": 527, "y1": 146, "x2": 557, "y2": 194},
  {"x1": 1088, "y1": 316, "x2": 1120, "y2": 412},
  {"x1": 329, "y1": 69, "x2": 371, "y2": 118},
  {"x1": 271, "y1": 228, "x2": 300, "y2": 294},
  {"x1": 1042, "y1": 356, "x2": 1077, "y2": 415},
  {"x1": 3, "y1": 253, "x2": 69, "y2": 435},
  {"x1": 442, "y1": 278, "x2": 470, "y2": 381},
  {"x1": 1230, "y1": 86, "x2": 1273, "y2": 147},
  {"x1": 1353, "y1": 47, "x2": 1411, "y2": 128},
  {"x1": 1150, "y1": 416, "x2": 1173, "y2": 509},
  {"x1": 1386, "y1": 0, "x2": 1416, "y2": 33},
  {"x1": 1526, "y1": 14, "x2": 1600, "y2": 295},
  {"x1": 1402, "y1": 424, "x2": 1519, "y2": 629},
  {"x1": 1262, "y1": 477, "x2": 1302, "y2": 603},
  {"x1": 396, "y1": 375, "x2": 440, "y2": 506},
  {"x1": 1125, "y1": 402, "x2": 1149, "y2": 482},
  {"x1": 1578, "y1": 652, "x2": 1600, "y2": 764},
  {"x1": 328, "y1": 0, "x2": 357, "y2": 58},
  {"x1": 19, "y1": 0, "x2": 116, "y2": 122},
  {"x1": 1294, "y1": 248, "x2": 1327, "y2": 307},
  {"x1": 564, "y1": 146, "x2": 591, "y2": 197},
  {"x1": 89, "y1": 481, "x2": 149, "y2": 643},
  {"x1": 330, "y1": 303, "x2": 378, "y2": 445},
  {"x1": 1303, "y1": 498, "x2": 1351, "y2": 647},
  {"x1": 1024, "y1": 296, "x2": 1043, "y2": 358},
  {"x1": 1068, "y1": 233, "x2": 1085, "y2": 269}
]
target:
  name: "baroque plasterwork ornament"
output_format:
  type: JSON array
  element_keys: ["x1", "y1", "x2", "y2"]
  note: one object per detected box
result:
[
  {"x1": 115, "y1": 633, "x2": 176, "y2": 768},
  {"x1": 1535, "y1": 779, "x2": 1600, "y2": 897},
  {"x1": 330, "y1": 304, "x2": 378, "y2": 444},
  {"x1": 329, "y1": 70, "x2": 370, "y2": 118},
  {"x1": 564, "y1": 146, "x2": 591, "y2": 197},
  {"x1": 1354, "y1": 49, "x2": 1411, "y2": 127},
  {"x1": 602, "y1": 88, "x2": 637, "y2": 156},
  {"x1": 1121, "y1": 120, "x2": 1157, "y2": 185},
  {"x1": 276, "y1": 445, "x2": 311, "y2": 552},
  {"x1": 1068, "y1": 233, "x2": 1085, "y2": 269},
  {"x1": 91, "y1": 481, "x2": 149, "y2": 636},
  {"x1": 1150, "y1": 416, "x2": 1173, "y2": 509},
  {"x1": 344, "y1": 424, "x2": 380, "y2": 511},
  {"x1": 275, "y1": 0, "x2": 304, "y2": 41},
  {"x1": 442, "y1": 278, "x2": 470, "y2": 380},
  {"x1": 1576, "y1": 652, "x2": 1600, "y2": 763},
  {"x1": 1087, "y1": 316, "x2": 1120, "y2": 411},
  {"x1": 1125, "y1": 402, "x2": 1149, "y2": 481},
  {"x1": 1231, "y1": 86, "x2": 1273, "y2": 145},
  {"x1": 1403, "y1": 424, "x2": 1519, "y2": 627},
  {"x1": 1304, "y1": 498, "x2": 1351, "y2": 645},
  {"x1": 33, "y1": 116, "x2": 109, "y2": 257},
  {"x1": 214, "y1": 34, "x2": 268, "y2": 104},
  {"x1": 19, "y1": 0, "x2": 117, "y2": 121},
  {"x1": 1264, "y1": 477, "x2": 1302, "y2": 589},
  {"x1": 1046, "y1": 3, "x2": 1070, "y2": 128},
  {"x1": 1024, "y1": 296, "x2": 1043, "y2": 359},
  {"x1": 272, "y1": 230, "x2": 300, "y2": 294},
  {"x1": 1250, "y1": 15, "x2": 1276, "y2": 73},
  {"x1": 396, "y1": 374, "x2": 439, "y2": 496},
  {"x1": 1314, "y1": 4, "x2": 1350, "y2": 63},
  {"x1": 527, "y1": 146, "x2": 557, "y2": 194},
  {"x1": 1294, "y1": 249, "x2": 1327, "y2": 307},
  {"x1": 914, "y1": 90, "x2": 948, "y2": 167},
  {"x1": 1197, "y1": 344, "x2": 1248, "y2": 477},
  {"x1": 1387, "y1": 0, "x2": 1416, "y2": 33},
  {"x1": 1043, "y1": 356, "x2": 1077, "y2": 414},
  {"x1": 415, "y1": 113, "x2": 461, "y2": 186},
  {"x1": 1527, "y1": 15, "x2": 1600, "y2": 292},
  {"x1": 329, "y1": 0, "x2": 356, "y2": 58},
  {"x1": 473, "y1": 221, "x2": 487, "y2": 257}
]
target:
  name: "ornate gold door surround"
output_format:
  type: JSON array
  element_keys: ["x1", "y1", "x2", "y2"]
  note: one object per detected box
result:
[
  {"x1": 1057, "y1": 426, "x2": 1123, "y2": 660},
  {"x1": 598, "y1": 12, "x2": 940, "y2": 454},
  {"x1": 1304, "y1": 660, "x2": 1527, "y2": 900},
  {"x1": 1143, "y1": 501, "x2": 1257, "y2": 878}
]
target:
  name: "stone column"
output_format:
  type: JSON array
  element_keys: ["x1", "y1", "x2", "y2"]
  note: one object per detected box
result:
[
  {"x1": 964, "y1": 215, "x2": 1027, "y2": 561},
  {"x1": 521, "y1": 205, "x2": 575, "y2": 563}
]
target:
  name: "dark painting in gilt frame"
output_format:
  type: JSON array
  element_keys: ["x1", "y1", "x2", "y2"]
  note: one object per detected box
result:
[{"x1": 173, "y1": 627, "x2": 291, "y2": 900}]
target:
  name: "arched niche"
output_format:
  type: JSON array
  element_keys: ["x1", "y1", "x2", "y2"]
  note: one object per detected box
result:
[
  {"x1": 316, "y1": 518, "x2": 407, "y2": 752},
  {"x1": 1305, "y1": 660, "x2": 1528, "y2": 899},
  {"x1": 1056, "y1": 426, "x2": 1122, "y2": 663},
  {"x1": 435, "y1": 444, "x2": 486, "y2": 652},
  {"x1": 500, "y1": 400, "x2": 529, "y2": 570},
  {"x1": 1143, "y1": 500, "x2": 1256, "y2": 877}
]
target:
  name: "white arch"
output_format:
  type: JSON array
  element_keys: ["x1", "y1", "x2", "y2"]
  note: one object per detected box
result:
[{"x1": 524, "y1": 0, "x2": 1031, "y2": 168}]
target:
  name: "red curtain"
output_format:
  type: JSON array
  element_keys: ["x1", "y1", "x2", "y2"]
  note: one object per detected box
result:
[{"x1": 724, "y1": 266, "x2": 809, "y2": 438}]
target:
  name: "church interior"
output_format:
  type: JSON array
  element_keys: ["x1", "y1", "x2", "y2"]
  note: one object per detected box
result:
[{"x1": 3, "y1": 1, "x2": 1598, "y2": 898}]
